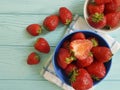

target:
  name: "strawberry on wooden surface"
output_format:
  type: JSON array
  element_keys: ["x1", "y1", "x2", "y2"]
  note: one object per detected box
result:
[
  {"x1": 26, "y1": 24, "x2": 41, "y2": 36},
  {"x1": 59, "y1": 7, "x2": 72, "y2": 25},
  {"x1": 34, "y1": 38, "x2": 50, "y2": 53},
  {"x1": 43, "y1": 15, "x2": 59, "y2": 31},
  {"x1": 27, "y1": 52, "x2": 40, "y2": 65}
]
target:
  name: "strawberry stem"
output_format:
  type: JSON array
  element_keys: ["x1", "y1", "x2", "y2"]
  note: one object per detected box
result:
[{"x1": 92, "y1": 13, "x2": 104, "y2": 23}]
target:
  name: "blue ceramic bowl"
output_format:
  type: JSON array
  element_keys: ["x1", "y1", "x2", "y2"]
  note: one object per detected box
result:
[{"x1": 52, "y1": 30, "x2": 112, "y2": 86}]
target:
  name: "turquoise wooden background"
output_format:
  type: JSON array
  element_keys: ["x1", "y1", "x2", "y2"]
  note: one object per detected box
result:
[{"x1": 0, "y1": 0, "x2": 120, "y2": 90}]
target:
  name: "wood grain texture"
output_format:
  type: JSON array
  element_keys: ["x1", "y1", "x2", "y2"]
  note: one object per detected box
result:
[{"x1": 0, "y1": 0, "x2": 120, "y2": 90}]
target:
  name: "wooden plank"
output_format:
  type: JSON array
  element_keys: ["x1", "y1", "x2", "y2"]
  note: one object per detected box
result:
[
  {"x1": 0, "y1": 14, "x2": 66, "y2": 46},
  {"x1": 0, "y1": 0, "x2": 85, "y2": 15},
  {"x1": 0, "y1": 80, "x2": 119, "y2": 90},
  {"x1": 0, "y1": 46, "x2": 55, "y2": 80}
]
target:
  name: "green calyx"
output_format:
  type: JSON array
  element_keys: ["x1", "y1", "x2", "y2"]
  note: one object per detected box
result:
[
  {"x1": 91, "y1": 38, "x2": 98, "y2": 47},
  {"x1": 65, "y1": 19, "x2": 71, "y2": 25},
  {"x1": 91, "y1": 75, "x2": 100, "y2": 81},
  {"x1": 70, "y1": 70, "x2": 78, "y2": 83},
  {"x1": 65, "y1": 56, "x2": 76, "y2": 64},
  {"x1": 92, "y1": 13, "x2": 104, "y2": 23},
  {"x1": 37, "y1": 28, "x2": 42, "y2": 34}
]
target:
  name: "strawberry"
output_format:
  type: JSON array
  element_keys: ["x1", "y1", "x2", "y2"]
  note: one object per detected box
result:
[
  {"x1": 95, "y1": 0, "x2": 112, "y2": 5},
  {"x1": 62, "y1": 40, "x2": 70, "y2": 50},
  {"x1": 91, "y1": 46, "x2": 112, "y2": 63},
  {"x1": 70, "y1": 68, "x2": 93, "y2": 90},
  {"x1": 43, "y1": 15, "x2": 59, "y2": 31},
  {"x1": 104, "y1": 0, "x2": 120, "y2": 14},
  {"x1": 27, "y1": 52, "x2": 40, "y2": 65},
  {"x1": 70, "y1": 39, "x2": 93, "y2": 60},
  {"x1": 105, "y1": 12, "x2": 120, "y2": 28},
  {"x1": 34, "y1": 38, "x2": 50, "y2": 53},
  {"x1": 59, "y1": 7, "x2": 72, "y2": 25},
  {"x1": 88, "y1": 37, "x2": 99, "y2": 47},
  {"x1": 26, "y1": 24, "x2": 41, "y2": 36},
  {"x1": 87, "y1": 3, "x2": 104, "y2": 15},
  {"x1": 86, "y1": 62, "x2": 106, "y2": 79},
  {"x1": 76, "y1": 53, "x2": 94, "y2": 68},
  {"x1": 71, "y1": 32, "x2": 86, "y2": 41},
  {"x1": 64, "y1": 63, "x2": 77, "y2": 76},
  {"x1": 87, "y1": 13, "x2": 106, "y2": 29},
  {"x1": 57, "y1": 48, "x2": 75, "y2": 69}
]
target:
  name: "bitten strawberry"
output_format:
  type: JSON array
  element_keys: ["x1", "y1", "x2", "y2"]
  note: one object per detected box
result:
[
  {"x1": 57, "y1": 48, "x2": 75, "y2": 69},
  {"x1": 65, "y1": 63, "x2": 77, "y2": 76},
  {"x1": 27, "y1": 52, "x2": 40, "y2": 65},
  {"x1": 26, "y1": 24, "x2": 41, "y2": 36},
  {"x1": 86, "y1": 62, "x2": 106, "y2": 79},
  {"x1": 62, "y1": 40, "x2": 70, "y2": 50},
  {"x1": 59, "y1": 7, "x2": 72, "y2": 25},
  {"x1": 43, "y1": 15, "x2": 59, "y2": 31},
  {"x1": 70, "y1": 39, "x2": 93, "y2": 60},
  {"x1": 91, "y1": 46, "x2": 112, "y2": 63},
  {"x1": 87, "y1": 3, "x2": 104, "y2": 15},
  {"x1": 34, "y1": 38, "x2": 50, "y2": 53},
  {"x1": 87, "y1": 13, "x2": 106, "y2": 29},
  {"x1": 70, "y1": 68, "x2": 93, "y2": 90},
  {"x1": 71, "y1": 32, "x2": 86, "y2": 41}
]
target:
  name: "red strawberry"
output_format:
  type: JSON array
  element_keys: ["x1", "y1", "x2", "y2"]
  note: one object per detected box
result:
[
  {"x1": 26, "y1": 24, "x2": 41, "y2": 36},
  {"x1": 104, "y1": 0, "x2": 120, "y2": 14},
  {"x1": 95, "y1": 0, "x2": 112, "y2": 5},
  {"x1": 87, "y1": 13, "x2": 106, "y2": 29},
  {"x1": 86, "y1": 62, "x2": 106, "y2": 79},
  {"x1": 88, "y1": 37, "x2": 99, "y2": 47},
  {"x1": 105, "y1": 12, "x2": 120, "y2": 28},
  {"x1": 70, "y1": 39, "x2": 93, "y2": 60},
  {"x1": 70, "y1": 68, "x2": 93, "y2": 90},
  {"x1": 76, "y1": 53, "x2": 93, "y2": 68},
  {"x1": 71, "y1": 32, "x2": 86, "y2": 41},
  {"x1": 91, "y1": 46, "x2": 112, "y2": 63},
  {"x1": 62, "y1": 40, "x2": 70, "y2": 50},
  {"x1": 34, "y1": 38, "x2": 50, "y2": 53},
  {"x1": 87, "y1": 3, "x2": 104, "y2": 15},
  {"x1": 57, "y1": 48, "x2": 75, "y2": 69},
  {"x1": 59, "y1": 7, "x2": 72, "y2": 25},
  {"x1": 27, "y1": 52, "x2": 40, "y2": 65},
  {"x1": 43, "y1": 15, "x2": 59, "y2": 31},
  {"x1": 65, "y1": 63, "x2": 77, "y2": 76}
]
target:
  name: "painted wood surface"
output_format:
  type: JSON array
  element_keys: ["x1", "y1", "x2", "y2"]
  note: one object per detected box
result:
[{"x1": 0, "y1": 0, "x2": 120, "y2": 90}]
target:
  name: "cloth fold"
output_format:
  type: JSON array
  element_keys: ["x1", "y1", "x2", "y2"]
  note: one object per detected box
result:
[{"x1": 40, "y1": 15, "x2": 120, "y2": 90}]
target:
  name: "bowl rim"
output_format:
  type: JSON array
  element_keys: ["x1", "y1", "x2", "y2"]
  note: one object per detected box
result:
[{"x1": 52, "y1": 30, "x2": 112, "y2": 86}]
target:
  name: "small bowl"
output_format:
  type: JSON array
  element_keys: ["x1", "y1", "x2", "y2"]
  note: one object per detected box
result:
[
  {"x1": 52, "y1": 30, "x2": 112, "y2": 86},
  {"x1": 83, "y1": 0, "x2": 120, "y2": 32}
]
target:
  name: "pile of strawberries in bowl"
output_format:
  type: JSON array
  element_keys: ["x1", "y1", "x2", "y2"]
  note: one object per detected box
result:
[
  {"x1": 84, "y1": 0, "x2": 120, "y2": 31},
  {"x1": 52, "y1": 30, "x2": 113, "y2": 90}
]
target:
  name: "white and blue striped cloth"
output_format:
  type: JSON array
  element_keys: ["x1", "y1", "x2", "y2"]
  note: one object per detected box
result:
[{"x1": 40, "y1": 15, "x2": 120, "y2": 90}]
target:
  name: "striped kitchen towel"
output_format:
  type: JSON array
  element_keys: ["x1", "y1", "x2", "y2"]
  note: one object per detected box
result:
[{"x1": 40, "y1": 15, "x2": 120, "y2": 90}]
